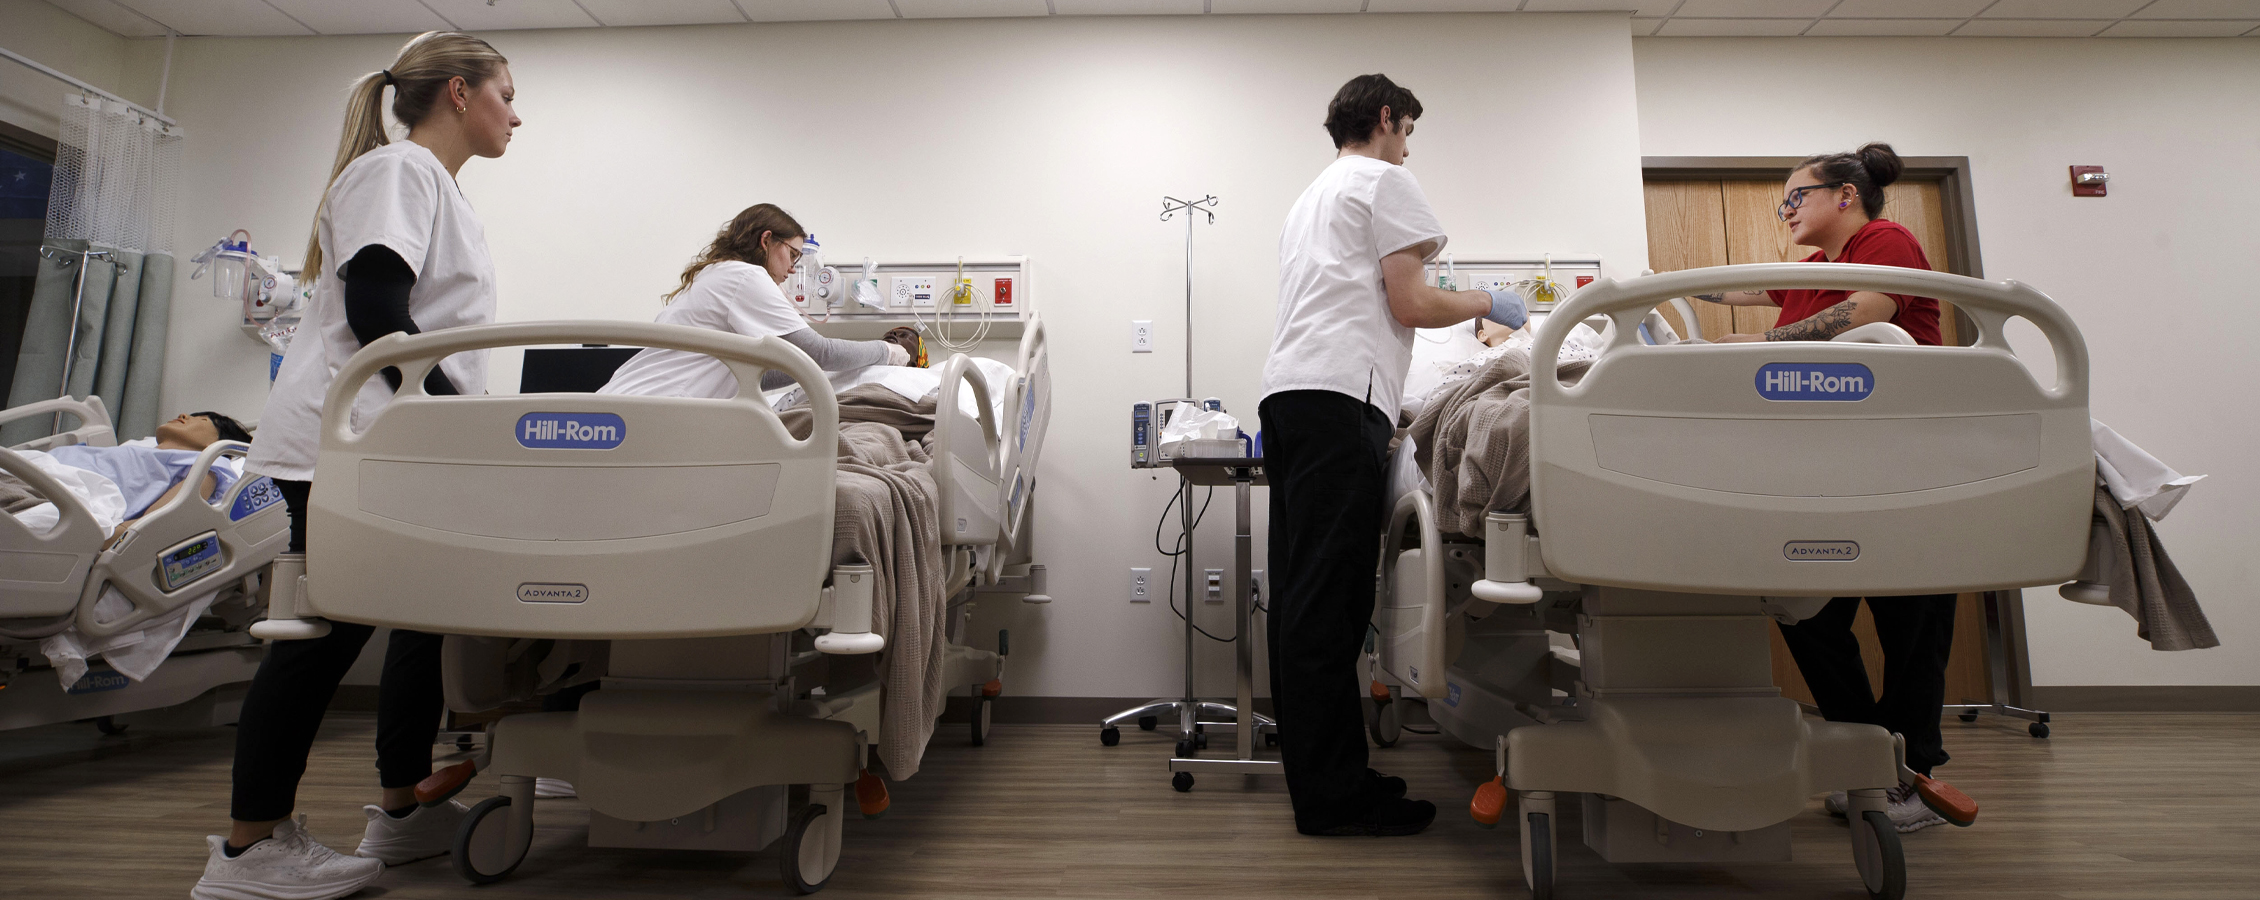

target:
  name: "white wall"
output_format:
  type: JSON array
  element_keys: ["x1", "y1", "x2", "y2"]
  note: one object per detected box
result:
[
  {"x1": 1635, "y1": 37, "x2": 2260, "y2": 688},
  {"x1": 145, "y1": 13, "x2": 1650, "y2": 698},
  {"x1": 0, "y1": 0, "x2": 137, "y2": 141}
]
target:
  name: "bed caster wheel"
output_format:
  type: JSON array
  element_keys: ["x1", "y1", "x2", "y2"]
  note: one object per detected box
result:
[
  {"x1": 94, "y1": 716, "x2": 127, "y2": 736},
  {"x1": 971, "y1": 693, "x2": 993, "y2": 747},
  {"x1": 1367, "y1": 697, "x2": 1401, "y2": 748},
  {"x1": 1172, "y1": 771, "x2": 1194, "y2": 793},
  {"x1": 1137, "y1": 715, "x2": 1158, "y2": 731},
  {"x1": 1958, "y1": 711, "x2": 1979, "y2": 723},
  {"x1": 2029, "y1": 722, "x2": 2050, "y2": 739},
  {"x1": 1100, "y1": 726, "x2": 1120, "y2": 746},
  {"x1": 1520, "y1": 809, "x2": 1555, "y2": 900},
  {"x1": 780, "y1": 800, "x2": 842, "y2": 894},
  {"x1": 1851, "y1": 808, "x2": 1907, "y2": 900},
  {"x1": 453, "y1": 796, "x2": 532, "y2": 885}
]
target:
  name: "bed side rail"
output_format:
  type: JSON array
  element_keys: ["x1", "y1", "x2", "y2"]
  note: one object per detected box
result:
[
  {"x1": 0, "y1": 395, "x2": 116, "y2": 452},
  {"x1": 932, "y1": 352, "x2": 1002, "y2": 548},
  {"x1": 992, "y1": 314, "x2": 1050, "y2": 576},
  {"x1": 1, "y1": 445, "x2": 105, "y2": 621},
  {"x1": 304, "y1": 321, "x2": 842, "y2": 640},
  {"x1": 77, "y1": 442, "x2": 290, "y2": 638}
]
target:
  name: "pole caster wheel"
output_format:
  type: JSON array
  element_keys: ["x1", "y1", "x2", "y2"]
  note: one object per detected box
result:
[
  {"x1": 1100, "y1": 726, "x2": 1120, "y2": 747},
  {"x1": 2029, "y1": 721, "x2": 2050, "y2": 739},
  {"x1": 1172, "y1": 771, "x2": 1194, "y2": 792},
  {"x1": 1174, "y1": 737, "x2": 1196, "y2": 758},
  {"x1": 1958, "y1": 711, "x2": 1979, "y2": 723},
  {"x1": 453, "y1": 796, "x2": 532, "y2": 885},
  {"x1": 1137, "y1": 715, "x2": 1159, "y2": 731},
  {"x1": 1852, "y1": 809, "x2": 1908, "y2": 900}
]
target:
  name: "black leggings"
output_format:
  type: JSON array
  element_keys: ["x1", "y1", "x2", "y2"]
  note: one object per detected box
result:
[
  {"x1": 1259, "y1": 390, "x2": 1395, "y2": 828},
  {"x1": 1776, "y1": 594, "x2": 1957, "y2": 776},
  {"x1": 230, "y1": 479, "x2": 445, "y2": 822}
]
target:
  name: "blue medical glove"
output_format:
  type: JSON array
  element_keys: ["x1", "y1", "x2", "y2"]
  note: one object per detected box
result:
[{"x1": 1482, "y1": 289, "x2": 1528, "y2": 329}]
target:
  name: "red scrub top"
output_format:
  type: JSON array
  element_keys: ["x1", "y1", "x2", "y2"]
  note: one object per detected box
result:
[{"x1": 1766, "y1": 219, "x2": 1943, "y2": 346}]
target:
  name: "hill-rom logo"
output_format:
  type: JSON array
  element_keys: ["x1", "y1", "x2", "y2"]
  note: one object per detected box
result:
[
  {"x1": 1756, "y1": 362, "x2": 1874, "y2": 401},
  {"x1": 515, "y1": 412, "x2": 625, "y2": 449},
  {"x1": 1784, "y1": 541, "x2": 1861, "y2": 561},
  {"x1": 517, "y1": 583, "x2": 590, "y2": 603}
]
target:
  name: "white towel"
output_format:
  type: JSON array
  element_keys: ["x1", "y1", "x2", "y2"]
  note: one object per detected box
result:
[{"x1": 2091, "y1": 420, "x2": 2204, "y2": 522}]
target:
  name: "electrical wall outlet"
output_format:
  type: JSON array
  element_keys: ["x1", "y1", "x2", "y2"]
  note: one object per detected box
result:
[
  {"x1": 1204, "y1": 568, "x2": 1224, "y2": 603},
  {"x1": 1132, "y1": 320, "x2": 1153, "y2": 353},
  {"x1": 1250, "y1": 568, "x2": 1264, "y2": 605},
  {"x1": 1129, "y1": 567, "x2": 1152, "y2": 603}
]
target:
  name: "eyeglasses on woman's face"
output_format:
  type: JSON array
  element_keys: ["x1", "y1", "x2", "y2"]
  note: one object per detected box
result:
[{"x1": 1777, "y1": 182, "x2": 1848, "y2": 221}]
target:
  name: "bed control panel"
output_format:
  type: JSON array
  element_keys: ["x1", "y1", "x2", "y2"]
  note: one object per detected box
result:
[{"x1": 157, "y1": 531, "x2": 224, "y2": 592}]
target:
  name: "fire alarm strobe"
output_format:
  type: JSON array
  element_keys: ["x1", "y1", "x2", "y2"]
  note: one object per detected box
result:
[{"x1": 2071, "y1": 166, "x2": 2108, "y2": 198}]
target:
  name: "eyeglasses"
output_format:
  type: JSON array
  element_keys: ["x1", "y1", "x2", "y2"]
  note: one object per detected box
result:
[
  {"x1": 781, "y1": 243, "x2": 804, "y2": 266},
  {"x1": 1776, "y1": 182, "x2": 1847, "y2": 221}
]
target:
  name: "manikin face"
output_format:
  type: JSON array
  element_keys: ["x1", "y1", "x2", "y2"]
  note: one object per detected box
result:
[
  {"x1": 1780, "y1": 166, "x2": 1861, "y2": 249},
  {"x1": 760, "y1": 234, "x2": 807, "y2": 284},
  {"x1": 154, "y1": 413, "x2": 220, "y2": 450},
  {"x1": 454, "y1": 66, "x2": 521, "y2": 159}
]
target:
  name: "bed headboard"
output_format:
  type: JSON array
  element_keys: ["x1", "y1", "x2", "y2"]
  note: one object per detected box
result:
[{"x1": 304, "y1": 322, "x2": 840, "y2": 639}]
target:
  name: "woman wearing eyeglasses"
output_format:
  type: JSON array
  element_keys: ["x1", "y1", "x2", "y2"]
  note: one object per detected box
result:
[
  {"x1": 600, "y1": 203, "x2": 913, "y2": 400},
  {"x1": 1695, "y1": 142, "x2": 1941, "y2": 346}
]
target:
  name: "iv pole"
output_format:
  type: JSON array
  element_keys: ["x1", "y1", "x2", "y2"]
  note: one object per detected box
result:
[{"x1": 1159, "y1": 195, "x2": 1217, "y2": 397}]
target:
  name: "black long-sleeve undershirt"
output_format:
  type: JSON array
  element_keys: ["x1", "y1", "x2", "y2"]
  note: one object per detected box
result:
[{"x1": 342, "y1": 244, "x2": 459, "y2": 395}]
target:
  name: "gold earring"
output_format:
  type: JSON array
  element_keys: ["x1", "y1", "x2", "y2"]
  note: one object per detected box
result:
[{"x1": 456, "y1": 105, "x2": 467, "y2": 113}]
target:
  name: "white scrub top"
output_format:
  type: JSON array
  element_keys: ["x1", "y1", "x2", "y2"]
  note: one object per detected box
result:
[
  {"x1": 599, "y1": 260, "x2": 805, "y2": 400},
  {"x1": 250, "y1": 141, "x2": 497, "y2": 482},
  {"x1": 1261, "y1": 155, "x2": 1447, "y2": 424}
]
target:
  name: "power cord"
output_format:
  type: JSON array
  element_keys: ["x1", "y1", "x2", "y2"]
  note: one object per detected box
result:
[{"x1": 1153, "y1": 480, "x2": 1235, "y2": 643}]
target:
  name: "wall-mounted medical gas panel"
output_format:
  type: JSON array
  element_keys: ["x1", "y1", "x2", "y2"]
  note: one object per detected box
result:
[
  {"x1": 794, "y1": 256, "x2": 1031, "y2": 341},
  {"x1": 1427, "y1": 255, "x2": 1603, "y2": 314}
]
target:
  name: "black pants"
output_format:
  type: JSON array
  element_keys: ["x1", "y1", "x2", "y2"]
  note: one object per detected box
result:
[
  {"x1": 1775, "y1": 594, "x2": 1957, "y2": 776},
  {"x1": 230, "y1": 479, "x2": 445, "y2": 822},
  {"x1": 1259, "y1": 390, "x2": 1395, "y2": 828}
]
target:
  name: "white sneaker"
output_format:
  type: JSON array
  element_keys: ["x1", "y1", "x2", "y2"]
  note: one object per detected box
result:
[
  {"x1": 192, "y1": 815, "x2": 384, "y2": 900},
  {"x1": 1886, "y1": 783, "x2": 1947, "y2": 833},
  {"x1": 1823, "y1": 791, "x2": 1849, "y2": 817},
  {"x1": 353, "y1": 799, "x2": 468, "y2": 865},
  {"x1": 534, "y1": 777, "x2": 576, "y2": 799}
]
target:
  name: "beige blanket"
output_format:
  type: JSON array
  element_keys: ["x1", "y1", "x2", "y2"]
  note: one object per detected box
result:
[
  {"x1": 1408, "y1": 348, "x2": 1591, "y2": 538},
  {"x1": 783, "y1": 385, "x2": 950, "y2": 779},
  {"x1": 2091, "y1": 480, "x2": 2217, "y2": 651}
]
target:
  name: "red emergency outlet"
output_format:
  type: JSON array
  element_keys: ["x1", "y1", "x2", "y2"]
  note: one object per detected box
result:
[
  {"x1": 2070, "y1": 166, "x2": 2108, "y2": 198},
  {"x1": 993, "y1": 277, "x2": 1014, "y2": 307},
  {"x1": 1576, "y1": 275, "x2": 1595, "y2": 288}
]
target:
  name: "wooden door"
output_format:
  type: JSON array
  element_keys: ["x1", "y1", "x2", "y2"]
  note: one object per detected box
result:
[{"x1": 1641, "y1": 177, "x2": 1992, "y2": 710}]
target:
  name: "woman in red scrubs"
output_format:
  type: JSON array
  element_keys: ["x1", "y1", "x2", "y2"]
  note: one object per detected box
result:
[{"x1": 1696, "y1": 143, "x2": 1970, "y2": 835}]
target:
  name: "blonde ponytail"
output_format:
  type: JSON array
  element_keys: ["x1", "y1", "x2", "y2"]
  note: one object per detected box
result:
[{"x1": 303, "y1": 32, "x2": 508, "y2": 279}]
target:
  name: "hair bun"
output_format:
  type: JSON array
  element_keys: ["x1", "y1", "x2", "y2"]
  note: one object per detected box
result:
[{"x1": 1858, "y1": 142, "x2": 1903, "y2": 188}]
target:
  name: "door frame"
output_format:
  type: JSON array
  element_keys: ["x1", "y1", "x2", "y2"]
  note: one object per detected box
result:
[{"x1": 1642, "y1": 156, "x2": 1982, "y2": 280}]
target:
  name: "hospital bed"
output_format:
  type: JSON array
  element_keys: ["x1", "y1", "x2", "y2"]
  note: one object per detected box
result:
[
  {"x1": 1371, "y1": 263, "x2": 2093, "y2": 899},
  {"x1": 0, "y1": 395, "x2": 290, "y2": 732},
  {"x1": 254, "y1": 316, "x2": 1051, "y2": 893}
]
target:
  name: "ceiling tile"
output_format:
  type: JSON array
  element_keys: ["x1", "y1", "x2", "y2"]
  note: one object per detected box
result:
[
  {"x1": 576, "y1": 0, "x2": 745, "y2": 26},
  {"x1": 114, "y1": 0, "x2": 315, "y2": 35},
  {"x1": 1672, "y1": 0, "x2": 1835, "y2": 17},
  {"x1": 1209, "y1": 0, "x2": 1367, "y2": 13},
  {"x1": 1979, "y1": 0, "x2": 2146, "y2": 17},
  {"x1": 1952, "y1": 17, "x2": 2114, "y2": 34},
  {"x1": 892, "y1": 0, "x2": 1051, "y2": 17},
  {"x1": 418, "y1": 0, "x2": 600, "y2": 31},
  {"x1": 1527, "y1": 0, "x2": 1679, "y2": 14},
  {"x1": 2132, "y1": 0, "x2": 2260, "y2": 17},
  {"x1": 1656, "y1": 16, "x2": 1813, "y2": 33},
  {"x1": 2100, "y1": 18, "x2": 2260, "y2": 34},
  {"x1": 265, "y1": 0, "x2": 453, "y2": 35},
  {"x1": 1365, "y1": 0, "x2": 1523, "y2": 11},
  {"x1": 1051, "y1": 0, "x2": 1207, "y2": 13},
  {"x1": 1807, "y1": 17, "x2": 1963, "y2": 34},
  {"x1": 43, "y1": 0, "x2": 170, "y2": 36},
  {"x1": 1826, "y1": 0, "x2": 1987, "y2": 17},
  {"x1": 731, "y1": 0, "x2": 898, "y2": 21}
]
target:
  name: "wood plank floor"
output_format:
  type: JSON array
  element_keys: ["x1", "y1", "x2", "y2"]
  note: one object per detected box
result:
[{"x1": 2, "y1": 713, "x2": 2256, "y2": 898}]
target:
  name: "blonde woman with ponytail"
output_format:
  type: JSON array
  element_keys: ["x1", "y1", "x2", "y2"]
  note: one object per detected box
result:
[{"x1": 205, "y1": 32, "x2": 519, "y2": 900}]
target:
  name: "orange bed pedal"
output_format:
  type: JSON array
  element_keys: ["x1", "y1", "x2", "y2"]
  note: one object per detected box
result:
[
  {"x1": 1912, "y1": 772, "x2": 1979, "y2": 827},
  {"x1": 1470, "y1": 777, "x2": 1508, "y2": 829},
  {"x1": 982, "y1": 679, "x2": 1002, "y2": 698},
  {"x1": 856, "y1": 769, "x2": 891, "y2": 819},
  {"x1": 1369, "y1": 681, "x2": 1391, "y2": 704},
  {"x1": 415, "y1": 760, "x2": 478, "y2": 807}
]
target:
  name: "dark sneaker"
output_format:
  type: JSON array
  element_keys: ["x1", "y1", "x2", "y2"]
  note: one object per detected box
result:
[{"x1": 1367, "y1": 769, "x2": 1407, "y2": 800}]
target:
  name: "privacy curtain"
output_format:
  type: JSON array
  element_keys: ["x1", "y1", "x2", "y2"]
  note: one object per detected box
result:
[{"x1": 3, "y1": 95, "x2": 182, "y2": 445}]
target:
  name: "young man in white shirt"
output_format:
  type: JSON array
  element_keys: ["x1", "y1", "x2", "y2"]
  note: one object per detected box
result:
[{"x1": 1260, "y1": 74, "x2": 1526, "y2": 837}]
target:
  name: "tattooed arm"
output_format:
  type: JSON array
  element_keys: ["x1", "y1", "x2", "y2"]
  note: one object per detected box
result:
[
  {"x1": 1690, "y1": 290, "x2": 1777, "y2": 308},
  {"x1": 1760, "y1": 292, "x2": 1900, "y2": 342}
]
